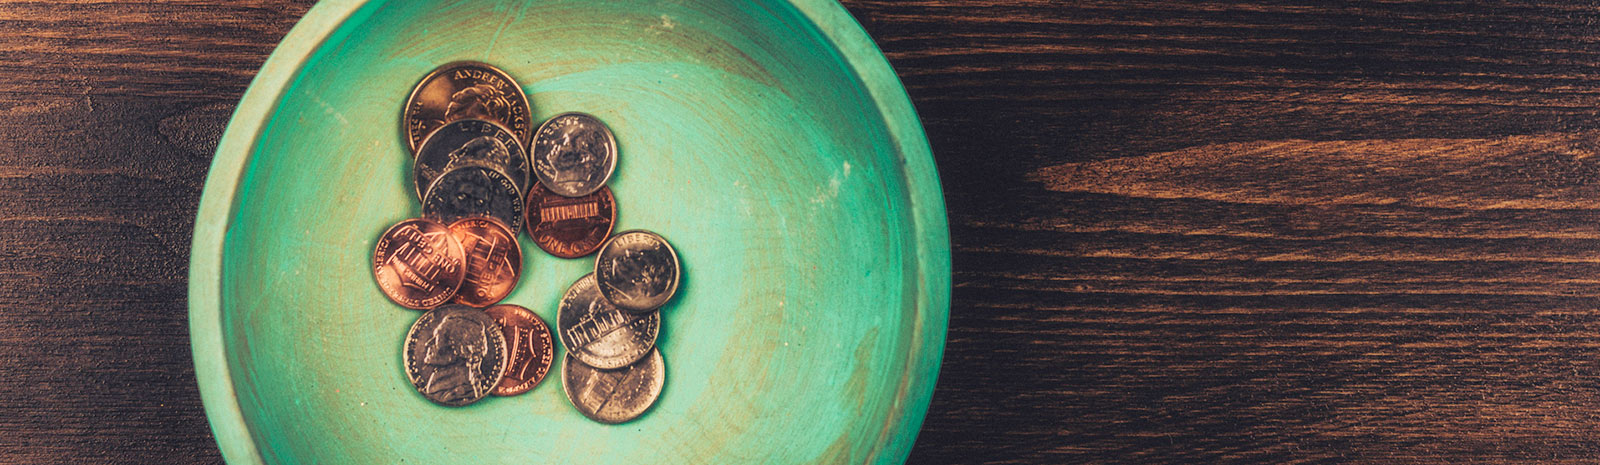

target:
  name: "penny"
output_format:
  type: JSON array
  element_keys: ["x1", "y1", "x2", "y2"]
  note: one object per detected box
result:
[
  {"x1": 556, "y1": 273, "x2": 658, "y2": 369},
  {"x1": 414, "y1": 118, "x2": 531, "y2": 201},
  {"x1": 372, "y1": 218, "x2": 466, "y2": 310},
  {"x1": 525, "y1": 183, "x2": 616, "y2": 258},
  {"x1": 403, "y1": 305, "x2": 508, "y2": 406},
  {"x1": 402, "y1": 62, "x2": 532, "y2": 155},
  {"x1": 562, "y1": 348, "x2": 664, "y2": 424},
  {"x1": 423, "y1": 165, "x2": 525, "y2": 234},
  {"x1": 594, "y1": 230, "x2": 680, "y2": 312},
  {"x1": 446, "y1": 217, "x2": 522, "y2": 307},
  {"x1": 485, "y1": 304, "x2": 554, "y2": 396},
  {"x1": 531, "y1": 112, "x2": 617, "y2": 197}
]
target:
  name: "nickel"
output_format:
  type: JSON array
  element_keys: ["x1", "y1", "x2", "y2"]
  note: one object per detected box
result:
[
  {"x1": 562, "y1": 348, "x2": 664, "y2": 424},
  {"x1": 423, "y1": 165, "x2": 525, "y2": 234},
  {"x1": 557, "y1": 273, "x2": 658, "y2": 369},
  {"x1": 403, "y1": 305, "x2": 508, "y2": 406},
  {"x1": 414, "y1": 119, "x2": 531, "y2": 201}
]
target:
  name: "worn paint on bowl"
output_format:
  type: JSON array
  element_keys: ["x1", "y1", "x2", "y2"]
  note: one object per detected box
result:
[{"x1": 189, "y1": 0, "x2": 949, "y2": 463}]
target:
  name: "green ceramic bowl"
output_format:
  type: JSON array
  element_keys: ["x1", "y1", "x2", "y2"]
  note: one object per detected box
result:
[{"x1": 189, "y1": 0, "x2": 949, "y2": 463}]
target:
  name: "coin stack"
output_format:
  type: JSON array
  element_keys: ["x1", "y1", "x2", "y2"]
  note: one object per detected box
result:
[{"x1": 371, "y1": 62, "x2": 681, "y2": 425}]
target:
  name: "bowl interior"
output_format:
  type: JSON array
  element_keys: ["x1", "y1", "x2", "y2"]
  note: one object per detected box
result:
[{"x1": 206, "y1": 0, "x2": 944, "y2": 463}]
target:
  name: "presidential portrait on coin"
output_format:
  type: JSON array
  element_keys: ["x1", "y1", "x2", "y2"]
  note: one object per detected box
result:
[{"x1": 419, "y1": 313, "x2": 495, "y2": 404}]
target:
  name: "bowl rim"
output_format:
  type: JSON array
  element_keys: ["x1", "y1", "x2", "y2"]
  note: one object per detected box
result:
[{"x1": 188, "y1": 1, "x2": 951, "y2": 463}]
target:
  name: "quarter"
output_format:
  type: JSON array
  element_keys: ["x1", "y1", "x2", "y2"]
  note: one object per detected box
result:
[
  {"x1": 402, "y1": 61, "x2": 532, "y2": 155},
  {"x1": 562, "y1": 348, "x2": 664, "y2": 424},
  {"x1": 594, "y1": 230, "x2": 680, "y2": 312},
  {"x1": 531, "y1": 112, "x2": 616, "y2": 197},
  {"x1": 446, "y1": 217, "x2": 522, "y2": 308},
  {"x1": 414, "y1": 118, "x2": 531, "y2": 201},
  {"x1": 556, "y1": 273, "x2": 658, "y2": 369},
  {"x1": 525, "y1": 182, "x2": 616, "y2": 258},
  {"x1": 422, "y1": 165, "x2": 525, "y2": 234},
  {"x1": 372, "y1": 218, "x2": 466, "y2": 310},
  {"x1": 485, "y1": 304, "x2": 554, "y2": 396},
  {"x1": 403, "y1": 305, "x2": 508, "y2": 407}
]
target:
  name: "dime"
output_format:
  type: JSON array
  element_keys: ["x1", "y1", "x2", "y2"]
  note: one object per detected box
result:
[
  {"x1": 531, "y1": 112, "x2": 617, "y2": 197},
  {"x1": 556, "y1": 273, "x2": 658, "y2": 369},
  {"x1": 446, "y1": 217, "x2": 522, "y2": 307},
  {"x1": 594, "y1": 230, "x2": 680, "y2": 312},
  {"x1": 423, "y1": 165, "x2": 525, "y2": 234},
  {"x1": 525, "y1": 183, "x2": 616, "y2": 258},
  {"x1": 372, "y1": 218, "x2": 466, "y2": 310},
  {"x1": 403, "y1": 305, "x2": 508, "y2": 406},
  {"x1": 402, "y1": 62, "x2": 532, "y2": 155},
  {"x1": 562, "y1": 349, "x2": 664, "y2": 424},
  {"x1": 485, "y1": 304, "x2": 554, "y2": 396},
  {"x1": 414, "y1": 119, "x2": 531, "y2": 201}
]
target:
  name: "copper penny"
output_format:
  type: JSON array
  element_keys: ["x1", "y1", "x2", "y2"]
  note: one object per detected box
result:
[
  {"x1": 446, "y1": 217, "x2": 522, "y2": 307},
  {"x1": 402, "y1": 62, "x2": 532, "y2": 155},
  {"x1": 372, "y1": 218, "x2": 466, "y2": 310},
  {"x1": 525, "y1": 182, "x2": 616, "y2": 258},
  {"x1": 485, "y1": 304, "x2": 554, "y2": 396}
]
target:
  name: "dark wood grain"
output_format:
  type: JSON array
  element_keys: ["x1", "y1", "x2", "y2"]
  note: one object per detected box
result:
[{"x1": 6, "y1": 0, "x2": 1600, "y2": 463}]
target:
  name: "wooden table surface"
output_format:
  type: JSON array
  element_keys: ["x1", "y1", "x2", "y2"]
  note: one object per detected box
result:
[{"x1": 7, "y1": 1, "x2": 1600, "y2": 463}]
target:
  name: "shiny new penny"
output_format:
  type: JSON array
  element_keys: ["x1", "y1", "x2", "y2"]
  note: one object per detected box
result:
[
  {"x1": 404, "y1": 305, "x2": 508, "y2": 406},
  {"x1": 557, "y1": 273, "x2": 658, "y2": 369},
  {"x1": 372, "y1": 218, "x2": 466, "y2": 310},
  {"x1": 562, "y1": 349, "x2": 664, "y2": 424},
  {"x1": 531, "y1": 112, "x2": 616, "y2": 197},
  {"x1": 423, "y1": 165, "x2": 525, "y2": 234},
  {"x1": 446, "y1": 217, "x2": 522, "y2": 307},
  {"x1": 525, "y1": 182, "x2": 616, "y2": 258},
  {"x1": 403, "y1": 62, "x2": 532, "y2": 155},
  {"x1": 595, "y1": 230, "x2": 680, "y2": 313},
  {"x1": 485, "y1": 304, "x2": 554, "y2": 396},
  {"x1": 414, "y1": 118, "x2": 531, "y2": 201}
]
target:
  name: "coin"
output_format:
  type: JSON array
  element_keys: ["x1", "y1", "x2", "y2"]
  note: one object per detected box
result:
[
  {"x1": 594, "y1": 230, "x2": 680, "y2": 312},
  {"x1": 403, "y1": 304, "x2": 508, "y2": 406},
  {"x1": 372, "y1": 218, "x2": 466, "y2": 310},
  {"x1": 446, "y1": 217, "x2": 522, "y2": 307},
  {"x1": 531, "y1": 112, "x2": 617, "y2": 198},
  {"x1": 525, "y1": 182, "x2": 616, "y2": 258},
  {"x1": 402, "y1": 62, "x2": 532, "y2": 155},
  {"x1": 562, "y1": 348, "x2": 664, "y2": 424},
  {"x1": 485, "y1": 304, "x2": 554, "y2": 396},
  {"x1": 423, "y1": 165, "x2": 525, "y2": 234},
  {"x1": 414, "y1": 119, "x2": 531, "y2": 201},
  {"x1": 556, "y1": 273, "x2": 658, "y2": 369}
]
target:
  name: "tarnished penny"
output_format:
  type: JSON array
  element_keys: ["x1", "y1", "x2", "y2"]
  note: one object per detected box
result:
[
  {"x1": 531, "y1": 112, "x2": 616, "y2": 197},
  {"x1": 403, "y1": 62, "x2": 532, "y2": 155},
  {"x1": 403, "y1": 305, "x2": 507, "y2": 406},
  {"x1": 415, "y1": 118, "x2": 531, "y2": 201},
  {"x1": 562, "y1": 349, "x2": 664, "y2": 424},
  {"x1": 556, "y1": 273, "x2": 658, "y2": 369},
  {"x1": 446, "y1": 217, "x2": 522, "y2": 307},
  {"x1": 486, "y1": 304, "x2": 553, "y2": 396},
  {"x1": 594, "y1": 230, "x2": 680, "y2": 312},
  {"x1": 525, "y1": 183, "x2": 616, "y2": 258},
  {"x1": 423, "y1": 165, "x2": 525, "y2": 234},
  {"x1": 372, "y1": 218, "x2": 466, "y2": 310}
]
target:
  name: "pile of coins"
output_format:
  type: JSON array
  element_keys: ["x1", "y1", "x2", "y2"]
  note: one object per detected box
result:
[{"x1": 370, "y1": 62, "x2": 681, "y2": 424}]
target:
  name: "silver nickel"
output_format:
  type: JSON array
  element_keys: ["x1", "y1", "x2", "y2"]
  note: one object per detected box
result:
[
  {"x1": 403, "y1": 304, "x2": 508, "y2": 406},
  {"x1": 414, "y1": 119, "x2": 531, "y2": 201},
  {"x1": 594, "y1": 230, "x2": 680, "y2": 312},
  {"x1": 532, "y1": 112, "x2": 616, "y2": 197},
  {"x1": 556, "y1": 273, "x2": 658, "y2": 369},
  {"x1": 422, "y1": 165, "x2": 525, "y2": 234},
  {"x1": 562, "y1": 348, "x2": 664, "y2": 424}
]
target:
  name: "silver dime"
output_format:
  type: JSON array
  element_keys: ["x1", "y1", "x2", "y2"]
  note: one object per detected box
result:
[
  {"x1": 422, "y1": 165, "x2": 525, "y2": 234},
  {"x1": 594, "y1": 230, "x2": 680, "y2": 312},
  {"x1": 562, "y1": 348, "x2": 664, "y2": 424},
  {"x1": 531, "y1": 112, "x2": 616, "y2": 197},
  {"x1": 414, "y1": 118, "x2": 531, "y2": 201},
  {"x1": 556, "y1": 273, "x2": 658, "y2": 369},
  {"x1": 403, "y1": 304, "x2": 508, "y2": 406}
]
